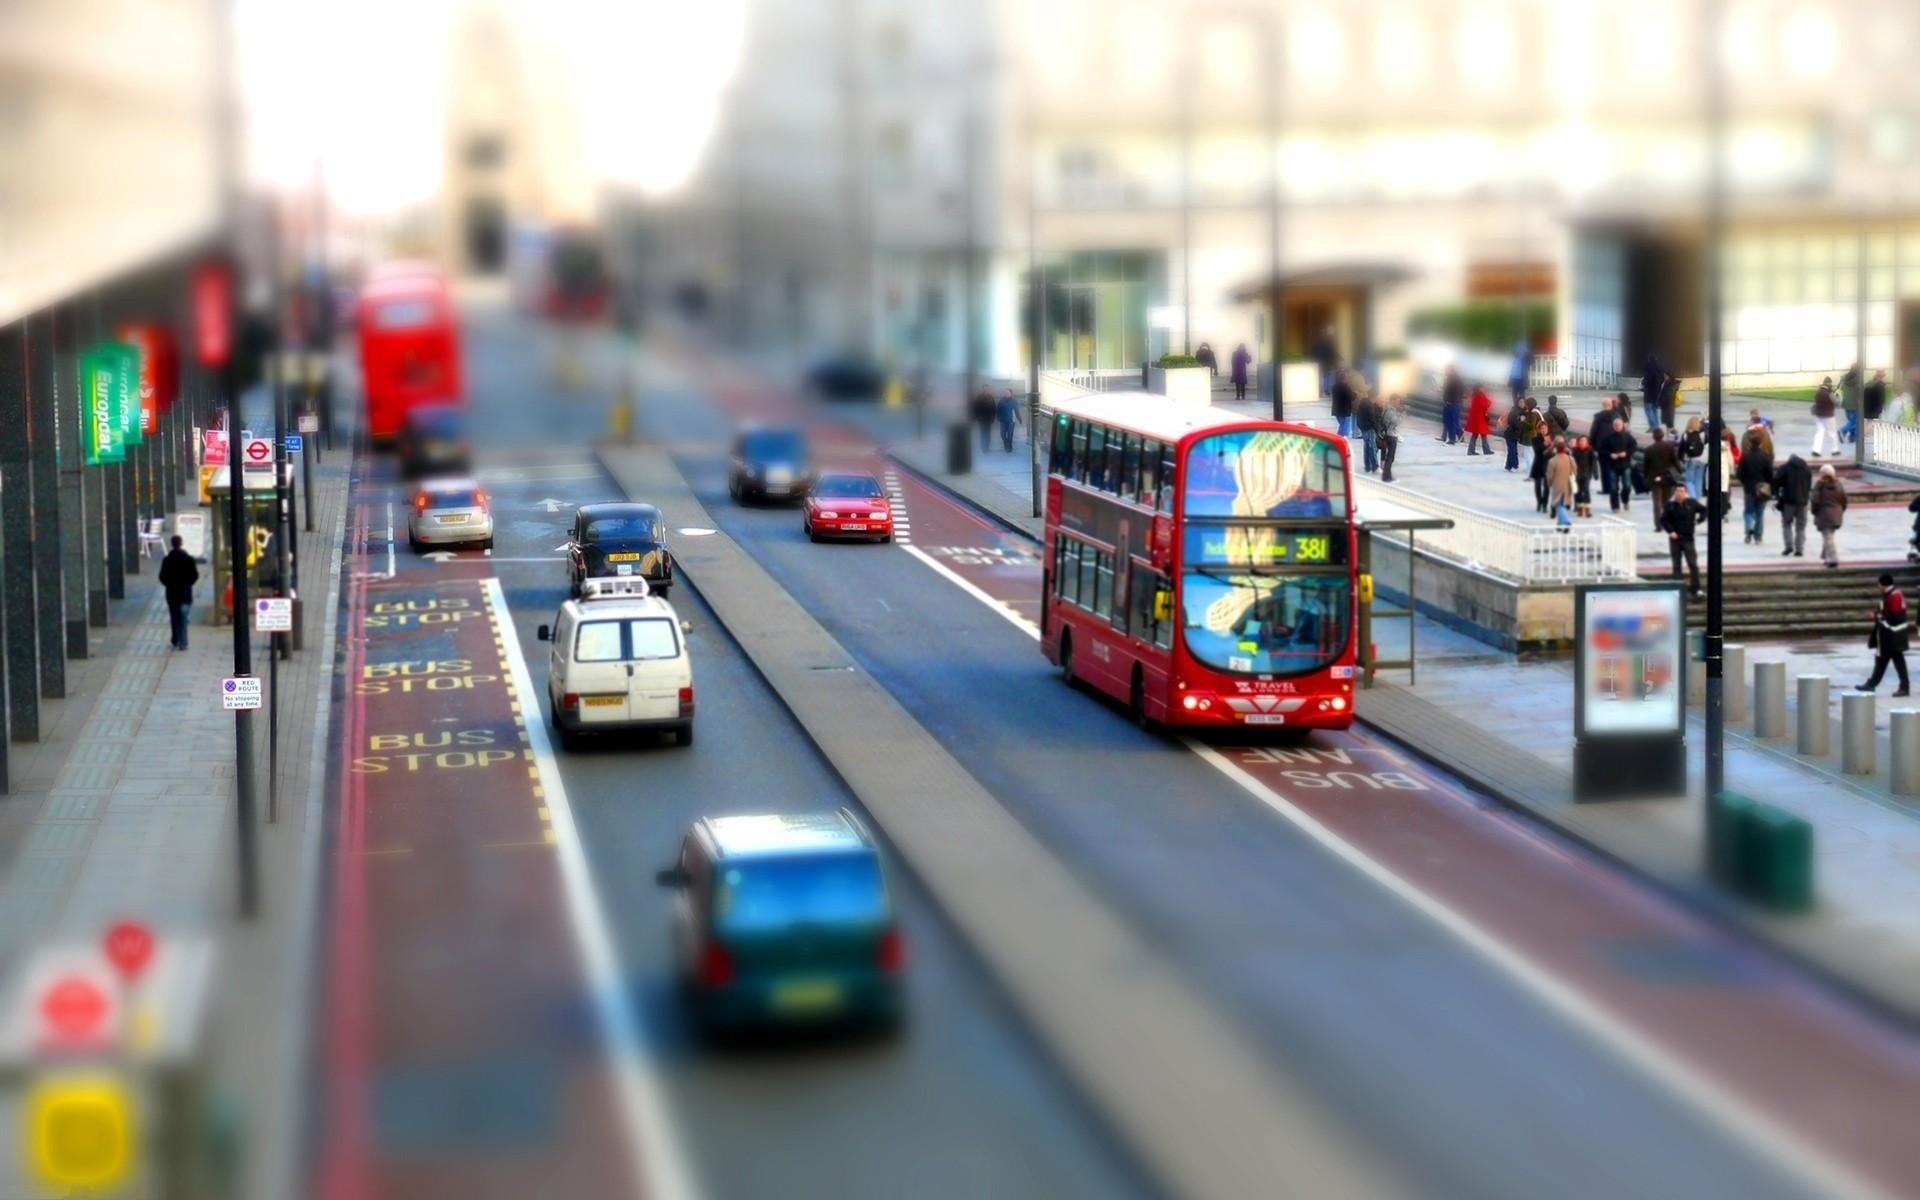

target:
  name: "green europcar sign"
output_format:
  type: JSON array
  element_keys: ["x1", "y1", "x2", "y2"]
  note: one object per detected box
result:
[{"x1": 79, "y1": 342, "x2": 137, "y2": 465}]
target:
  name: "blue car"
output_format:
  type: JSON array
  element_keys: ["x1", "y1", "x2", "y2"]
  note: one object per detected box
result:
[{"x1": 658, "y1": 810, "x2": 906, "y2": 1038}]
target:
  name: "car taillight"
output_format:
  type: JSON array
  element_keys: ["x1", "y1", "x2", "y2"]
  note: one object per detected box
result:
[
  {"x1": 877, "y1": 928, "x2": 906, "y2": 974},
  {"x1": 562, "y1": 693, "x2": 579, "y2": 709},
  {"x1": 413, "y1": 494, "x2": 428, "y2": 511},
  {"x1": 678, "y1": 686, "x2": 694, "y2": 716},
  {"x1": 698, "y1": 941, "x2": 733, "y2": 988}
]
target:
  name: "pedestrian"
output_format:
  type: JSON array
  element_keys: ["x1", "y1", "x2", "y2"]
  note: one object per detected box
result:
[
  {"x1": 1737, "y1": 425, "x2": 1775, "y2": 545},
  {"x1": 1354, "y1": 380, "x2": 1379, "y2": 474},
  {"x1": 1659, "y1": 373, "x2": 1680, "y2": 431},
  {"x1": 1812, "y1": 463, "x2": 1848, "y2": 567},
  {"x1": 1330, "y1": 364, "x2": 1355, "y2": 437},
  {"x1": 1572, "y1": 435, "x2": 1596, "y2": 517},
  {"x1": 1377, "y1": 394, "x2": 1404, "y2": 483},
  {"x1": 1588, "y1": 395, "x2": 1617, "y2": 446},
  {"x1": 1743, "y1": 409, "x2": 1774, "y2": 460},
  {"x1": 1466, "y1": 383, "x2": 1494, "y2": 455},
  {"x1": 1508, "y1": 339, "x2": 1531, "y2": 407},
  {"x1": 1528, "y1": 422, "x2": 1553, "y2": 513},
  {"x1": 1840, "y1": 362, "x2": 1863, "y2": 443},
  {"x1": 1772, "y1": 452, "x2": 1813, "y2": 558},
  {"x1": 970, "y1": 384, "x2": 996, "y2": 452},
  {"x1": 1641, "y1": 353, "x2": 1665, "y2": 430},
  {"x1": 1857, "y1": 573, "x2": 1913, "y2": 697},
  {"x1": 1866, "y1": 368, "x2": 1889, "y2": 423},
  {"x1": 1547, "y1": 439, "x2": 1576, "y2": 528},
  {"x1": 1501, "y1": 404, "x2": 1522, "y2": 471},
  {"x1": 1660, "y1": 484, "x2": 1707, "y2": 597},
  {"x1": 1195, "y1": 341, "x2": 1218, "y2": 377},
  {"x1": 1543, "y1": 393, "x2": 1570, "y2": 439},
  {"x1": 1681, "y1": 416, "x2": 1707, "y2": 498},
  {"x1": 158, "y1": 534, "x2": 199, "y2": 651},
  {"x1": 1615, "y1": 389, "x2": 1635, "y2": 431},
  {"x1": 1440, "y1": 366, "x2": 1465, "y2": 444},
  {"x1": 1601, "y1": 417, "x2": 1636, "y2": 512},
  {"x1": 996, "y1": 386, "x2": 1020, "y2": 452},
  {"x1": 1715, "y1": 427, "x2": 1740, "y2": 522},
  {"x1": 1811, "y1": 376, "x2": 1840, "y2": 456},
  {"x1": 1230, "y1": 342, "x2": 1252, "y2": 402},
  {"x1": 1643, "y1": 426, "x2": 1680, "y2": 531},
  {"x1": 1312, "y1": 326, "x2": 1339, "y2": 398}
]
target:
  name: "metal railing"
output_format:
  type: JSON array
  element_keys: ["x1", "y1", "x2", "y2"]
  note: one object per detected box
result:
[
  {"x1": 1409, "y1": 338, "x2": 1617, "y2": 395},
  {"x1": 1867, "y1": 420, "x2": 1920, "y2": 473},
  {"x1": 1354, "y1": 477, "x2": 1638, "y2": 584}
]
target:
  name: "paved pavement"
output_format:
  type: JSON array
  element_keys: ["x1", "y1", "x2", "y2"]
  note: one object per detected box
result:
[
  {"x1": 859, "y1": 384, "x2": 1920, "y2": 1029},
  {"x1": 0, "y1": 384, "x2": 352, "y2": 1199}
]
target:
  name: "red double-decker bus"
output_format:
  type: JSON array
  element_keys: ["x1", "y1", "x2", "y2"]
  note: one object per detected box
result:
[
  {"x1": 356, "y1": 265, "x2": 464, "y2": 441},
  {"x1": 1041, "y1": 394, "x2": 1358, "y2": 730}
]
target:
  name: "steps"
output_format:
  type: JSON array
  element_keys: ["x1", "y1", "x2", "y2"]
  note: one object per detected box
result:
[{"x1": 1680, "y1": 564, "x2": 1920, "y2": 641}]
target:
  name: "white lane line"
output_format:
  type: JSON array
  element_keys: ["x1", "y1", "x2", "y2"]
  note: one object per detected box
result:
[
  {"x1": 884, "y1": 472, "x2": 913, "y2": 545},
  {"x1": 485, "y1": 576, "x2": 702, "y2": 1200},
  {"x1": 905, "y1": 539, "x2": 1888, "y2": 1200}
]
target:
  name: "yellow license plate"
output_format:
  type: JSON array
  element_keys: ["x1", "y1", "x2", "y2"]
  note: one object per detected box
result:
[
  {"x1": 583, "y1": 695, "x2": 624, "y2": 708},
  {"x1": 437, "y1": 514, "x2": 468, "y2": 524},
  {"x1": 771, "y1": 980, "x2": 843, "y2": 1013},
  {"x1": 605, "y1": 552, "x2": 641, "y2": 562}
]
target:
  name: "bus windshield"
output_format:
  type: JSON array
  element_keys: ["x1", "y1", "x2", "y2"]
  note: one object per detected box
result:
[
  {"x1": 1183, "y1": 430, "x2": 1346, "y2": 520},
  {"x1": 1180, "y1": 568, "x2": 1351, "y2": 676}
]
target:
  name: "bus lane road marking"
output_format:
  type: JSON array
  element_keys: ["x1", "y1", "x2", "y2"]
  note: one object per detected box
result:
[{"x1": 883, "y1": 475, "x2": 1895, "y2": 1200}]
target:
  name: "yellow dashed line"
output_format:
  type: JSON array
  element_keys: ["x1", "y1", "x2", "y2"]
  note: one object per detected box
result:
[
  {"x1": 538, "y1": 806, "x2": 550, "y2": 821},
  {"x1": 543, "y1": 829, "x2": 557, "y2": 845}
]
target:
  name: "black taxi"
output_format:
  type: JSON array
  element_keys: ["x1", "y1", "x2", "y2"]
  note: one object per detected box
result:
[{"x1": 568, "y1": 502, "x2": 673, "y2": 597}]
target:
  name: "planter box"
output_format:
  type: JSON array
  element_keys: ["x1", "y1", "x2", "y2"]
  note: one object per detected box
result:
[{"x1": 1149, "y1": 365, "x2": 1213, "y2": 408}]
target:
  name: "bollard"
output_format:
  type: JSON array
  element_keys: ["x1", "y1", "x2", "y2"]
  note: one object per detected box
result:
[
  {"x1": 1753, "y1": 661, "x2": 1787, "y2": 738},
  {"x1": 1724, "y1": 644, "x2": 1747, "y2": 723},
  {"x1": 1892, "y1": 710, "x2": 1920, "y2": 797},
  {"x1": 1841, "y1": 692, "x2": 1876, "y2": 775},
  {"x1": 1686, "y1": 630, "x2": 1706, "y2": 707},
  {"x1": 1796, "y1": 675, "x2": 1830, "y2": 757}
]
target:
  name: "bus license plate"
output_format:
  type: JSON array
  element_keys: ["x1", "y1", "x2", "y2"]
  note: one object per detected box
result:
[
  {"x1": 842, "y1": 523, "x2": 867, "y2": 531},
  {"x1": 584, "y1": 695, "x2": 624, "y2": 708},
  {"x1": 1244, "y1": 714, "x2": 1287, "y2": 725}
]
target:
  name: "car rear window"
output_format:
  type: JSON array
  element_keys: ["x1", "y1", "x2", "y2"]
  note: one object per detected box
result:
[
  {"x1": 712, "y1": 852, "x2": 886, "y2": 932},
  {"x1": 815, "y1": 476, "x2": 883, "y2": 498},
  {"x1": 583, "y1": 515, "x2": 656, "y2": 542},
  {"x1": 627, "y1": 618, "x2": 678, "y2": 659},
  {"x1": 743, "y1": 431, "x2": 805, "y2": 461},
  {"x1": 423, "y1": 488, "x2": 480, "y2": 508},
  {"x1": 574, "y1": 621, "x2": 623, "y2": 662}
]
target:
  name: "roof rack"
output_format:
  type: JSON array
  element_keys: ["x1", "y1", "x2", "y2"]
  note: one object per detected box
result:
[{"x1": 580, "y1": 578, "x2": 652, "y2": 601}]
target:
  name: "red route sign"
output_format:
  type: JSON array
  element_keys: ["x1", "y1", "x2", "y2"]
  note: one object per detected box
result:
[
  {"x1": 102, "y1": 922, "x2": 155, "y2": 983},
  {"x1": 39, "y1": 976, "x2": 108, "y2": 1042}
]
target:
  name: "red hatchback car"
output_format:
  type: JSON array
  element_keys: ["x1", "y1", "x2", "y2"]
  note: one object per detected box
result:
[{"x1": 803, "y1": 473, "x2": 894, "y2": 543}]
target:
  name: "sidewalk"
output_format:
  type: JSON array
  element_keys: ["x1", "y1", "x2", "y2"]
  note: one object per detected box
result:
[
  {"x1": 0, "y1": 394, "x2": 352, "y2": 1198},
  {"x1": 872, "y1": 406, "x2": 1920, "y2": 1025}
]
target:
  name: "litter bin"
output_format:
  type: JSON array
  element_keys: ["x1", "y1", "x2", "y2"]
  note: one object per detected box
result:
[{"x1": 948, "y1": 422, "x2": 974, "y2": 475}]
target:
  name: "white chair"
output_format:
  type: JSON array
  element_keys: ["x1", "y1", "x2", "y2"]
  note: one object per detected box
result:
[{"x1": 140, "y1": 517, "x2": 167, "y2": 559}]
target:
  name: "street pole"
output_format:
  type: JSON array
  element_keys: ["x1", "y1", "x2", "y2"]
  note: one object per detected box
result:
[
  {"x1": 1026, "y1": 68, "x2": 1043, "y2": 518},
  {"x1": 1703, "y1": 0, "x2": 1729, "y2": 840},
  {"x1": 962, "y1": 104, "x2": 979, "y2": 417},
  {"x1": 314, "y1": 155, "x2": 335, "y2": 452},
  {"x1": 1264, "y1": 11, "x2": 1284, "y2": 421},
  {"x1": 1856, "y1": 207, "x2": 1870, "y2": 466},
  {"x1": 1179, "y1": 36, "x2": 1194, "y2": 357}
]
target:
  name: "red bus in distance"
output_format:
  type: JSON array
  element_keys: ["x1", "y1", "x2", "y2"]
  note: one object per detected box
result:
[
  {"x1": 1041, "y1": 393, "x2": 1358, "y2": 731},
  {"x1": 357, "y1": 265, "x2": 463, "y2": 441}
]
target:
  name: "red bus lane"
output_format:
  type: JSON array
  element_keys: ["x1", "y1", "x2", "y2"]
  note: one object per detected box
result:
[
  {"x1": 318, "y1": 504, "x2": 631, "y2": 1200},
  {"x1": 895, "y1": 474, "x2": 1920, "y2": 1197}
]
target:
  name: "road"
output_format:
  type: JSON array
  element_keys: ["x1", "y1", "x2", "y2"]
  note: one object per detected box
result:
[{"x1": 307, "y1": 308, "x2": 1920, "y2": 1200}]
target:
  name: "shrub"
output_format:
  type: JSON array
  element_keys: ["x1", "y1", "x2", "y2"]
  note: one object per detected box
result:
[
  {"x1": 1158, "y1": 353, "x2": 1202, "y2": 368},
  {"x1": 1407, "y1": 302, "x2": 1555, "y2": 353}
]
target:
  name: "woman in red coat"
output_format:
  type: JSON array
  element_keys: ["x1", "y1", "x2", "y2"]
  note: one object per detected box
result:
[{"x1": 1466, "y1": 385, "x2": 1494, "y2": 456}]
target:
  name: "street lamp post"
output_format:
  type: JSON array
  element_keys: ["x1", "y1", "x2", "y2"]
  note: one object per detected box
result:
[
  {"x1": 1263, "y1": 11, "x2": 1284, "y2": 421},
  {"x1": 1026, "y1": 67, "x2": 1043, "y2": 517}
]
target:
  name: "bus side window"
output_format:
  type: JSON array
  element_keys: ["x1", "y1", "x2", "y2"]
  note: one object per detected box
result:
[
  {"x1": 1137, "y1": 440, "x2": 1160, "y2": 507},
  {"x1": 1058, "y1": 539, "x2": 1082, "y2": 606},
  {"x1": 1070, "y1": 420, "x2": 1089, "y2": 482},
  {"x1": 1118, "y1": 434, "x2": 1140, "y2": 500},
  {"x1": 1086, "y1": 425, "x2": 1107, "y2": 490},
  {"x1": 1050, "y1": 416, "x2": 1072, "y2": 474},
  {"x1": 1156, "y1": 448, "x2": 1176, "y2": 515},
  {"x1": 1105, "y1": 433, "x2": 1125, "y2": 496},
  {"x1": 1093, "y1": 548, "x2": 1114, "y2": 618}
]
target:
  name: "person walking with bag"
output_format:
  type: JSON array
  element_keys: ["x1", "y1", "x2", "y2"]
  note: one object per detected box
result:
[
  {"x1": 1230, "y1": 342, "x2": 1252, "y2": 402},
  {"x1": 1681, "y1": 417, "x2": 1707, "y2": 498},
  {"x1": 1643, "y1": 426, "x2": 1680, "y2": 532},
  {"x1": 1528, "y1": 421, "x2": 1553, "y2": 513},
  {"x1": 1811, "y1": 377, "x2": 1841, "y2": 457},
  {"x1": 1772, "y1": 452, "x2": 1813, "y2": 557},
  {"x1": 1572, "y1": 435, "x2": 1597, "y2": 517},
  {"x1": 1812, "y1": 463, "x2": 1849, "y2": 567},
  {"x1": 1737, "y1": 426, "x2": 1775, "y2": 545},
  {"x1": 1354, "y1": 381, "x2": 1379, "y2": 474},
  {"x1": 1858, "y1": 573, "x2": 1912, "y2": 697},
  {"x1": 158, "y1": 535, "x2": 199, "y2": 651},
  {"x1": 1547, "y1": 440, "x2": 1577, "y2": 530}
]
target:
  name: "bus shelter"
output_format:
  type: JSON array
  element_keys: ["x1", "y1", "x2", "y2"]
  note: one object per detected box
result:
[
  {"x1": 1353, "y1": 497, "x2": 1453, "y2": 687},
  {"x1": 203, "y1": 463, "x2": 296, "y2": 627}
]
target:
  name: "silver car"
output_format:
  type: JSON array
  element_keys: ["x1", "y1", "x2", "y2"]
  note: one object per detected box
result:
[{"x1": 407, "y1": 477, "x2": 494, "y2": 551}]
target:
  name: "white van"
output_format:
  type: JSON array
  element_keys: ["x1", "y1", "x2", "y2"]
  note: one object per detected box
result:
[{"x1": 538, "y1": 579, "x2": 694, "y2": 747}]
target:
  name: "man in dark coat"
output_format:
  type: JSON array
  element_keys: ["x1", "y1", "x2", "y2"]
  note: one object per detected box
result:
[
  {"x1": 158, "y1": 535, "x2": 199, "y2": 651},
  {"x1": 1660, "y1": 484, "x2": 1707, "y2": 597},
  {"x1": 1230, "y1": 342, "x2": 1252, "y2": 402},
  {"x1": 1772, "y1": 453, "x2": 1813, "y2": 557},
  {"x1": 1642, "y1": 426, "x2": 1681, "y2": 532},
  {"x1": 1641, "y1": 354, "x2": 1665, "y2": 430},
  {"x1": 1600, "y1": 418, "x2": 1637, "y2": 512},
  {"x1": 1588, "y1": 396, "x2": 1617, "y2": 446},
  {"x1": 1859, "y1": 573, "x2": 1912, "y2": 696},
  {"x1": 1329, "y1": 368, "x2": 1355, "y2": 437}
]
